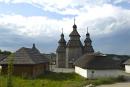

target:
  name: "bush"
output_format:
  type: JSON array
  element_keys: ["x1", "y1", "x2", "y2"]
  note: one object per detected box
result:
[
  {"x1": 116, "y1": 75, "x2": 126, "y2": 82},
  {"x1": 92, "y1": 78, "x2": 114, "y2": 85}
]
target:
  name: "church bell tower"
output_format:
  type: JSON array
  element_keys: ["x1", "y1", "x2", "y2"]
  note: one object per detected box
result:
[
  {"x1": 84, "y1": 28, "x2": 94, "y2": 54},
  {"x1": 56, "y1": 29, "x2": 66, "y2": 68},
  {"x1": 66, "y1": 19, "x2": 83, "y2": 68}
]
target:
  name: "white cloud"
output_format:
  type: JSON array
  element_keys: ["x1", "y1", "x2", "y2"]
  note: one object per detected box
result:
[
  {"x1": 0, "y1": 14, "x2": 75, "y2": 38},
  {"x1": 0, "y1": 0, "x2": 129, "y2": 38},
  {"x1": 0, "y1": 0, "x2": 111, "y2": 15},
  {"x1": 0, "y1": 0, "x2": 130, "y2": 54},
  {"x1": 113, "y1": 0, "x2": 130, "y2": 4}
]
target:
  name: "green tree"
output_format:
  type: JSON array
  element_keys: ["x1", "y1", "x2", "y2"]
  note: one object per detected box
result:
[
  {"x1": 3, "y1": 51, "x2": 12, "y2": 56},
  {"x1": 0, "y1": 49, "x2": 2, "y2": 54}
]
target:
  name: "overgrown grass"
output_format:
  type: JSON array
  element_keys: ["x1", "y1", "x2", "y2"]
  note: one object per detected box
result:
[
  {"x1": 0, "y1": 72, "x2": 86, "y2": 87},
  {"x1": 0, "y1": 72, "x2": 126, "y2": 87}
]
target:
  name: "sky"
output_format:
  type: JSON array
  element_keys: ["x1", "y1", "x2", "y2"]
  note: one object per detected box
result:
[{"x1": 0, "y1": 0, "x2": 130, "y2": 55}]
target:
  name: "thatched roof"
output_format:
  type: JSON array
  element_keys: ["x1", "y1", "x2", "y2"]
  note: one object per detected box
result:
[
  {"x1": 75, "y1": 53, "x2": 121, "y2": 70},
  {"x1": 124, "y1": 59, "x2": 130, "y2": 65},
  {"x1": 0, "y1": 54, "x2": 7, "y2": 61},
  {"x1": 0, "y1": 47, "x2": 49, "y2": 65}
]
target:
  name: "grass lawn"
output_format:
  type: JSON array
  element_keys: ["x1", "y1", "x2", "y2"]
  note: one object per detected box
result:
[{"x1": 0, "y1": 72, "x2": 126, "y2": 87}]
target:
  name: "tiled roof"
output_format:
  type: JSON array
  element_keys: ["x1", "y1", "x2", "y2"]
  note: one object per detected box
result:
[
  {"x1": 0, "y1": 47, "x2": 49, "y2": 65},
  {"x1": 75, "y1": 53, "x2": 121, "y2": 69}
]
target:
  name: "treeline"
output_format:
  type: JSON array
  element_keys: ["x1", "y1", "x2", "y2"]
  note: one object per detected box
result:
[
  {"x1": 107, "y1": 54, "x2": 130, "y2": 65},
  {"x1": 0, "y1": 50, "x2": 12, "y2": 56},
  {"x1": 107, "y1": 54, "x2": 130, "y2": 59}
]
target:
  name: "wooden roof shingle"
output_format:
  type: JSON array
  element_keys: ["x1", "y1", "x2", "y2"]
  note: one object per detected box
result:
[{"x1": 0, "y1": 47, "x2": 49, "y2": 65}]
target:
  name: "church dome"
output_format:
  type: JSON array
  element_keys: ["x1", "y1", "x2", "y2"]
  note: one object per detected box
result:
[{"x1": 73, "y1": 24, "x2": 77, "y2": 29}]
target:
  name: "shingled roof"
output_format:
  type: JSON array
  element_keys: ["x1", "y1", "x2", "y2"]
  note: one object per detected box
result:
[
  {"x1": 0, "y1": 47, "x2": 49, "y2": 65},
  {"x1": 75, "y1": 53, "x2": 121, "y2": 70},
  {"x1": 67, "y1": 40, "x2": 83, "y2": 47},
  {"x1": 56, "y1": 33, "x2": 66, "y2": 52},
  {"x1": 69, "y1": 28, "x2": 80, "y2": 37},
  {"x1": 69, "y1": 21, "x2": 80, "y2": 37},
  {"x1": 58, "y1": 33, "x2": 66, "y2": 43},
  {"x1": 56, "y1": 46, "x2": 66, "y2": 52}
]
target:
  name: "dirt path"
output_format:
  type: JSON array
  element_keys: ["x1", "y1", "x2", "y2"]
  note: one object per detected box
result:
[
  {"x1": 96, "y1": 82, "x2": 130, "y2": 87},
  {"x1": 97, "y1": 73, "x2": 130, "y2": 87}
]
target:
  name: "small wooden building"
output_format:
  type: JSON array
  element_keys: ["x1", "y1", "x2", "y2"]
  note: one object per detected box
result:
[
  {"x1": 0, "y1": 44, "x2": 49, "y2": 77},
  {"x1": 75, "y1": 53, "x2": 123, "y2": 79}
]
